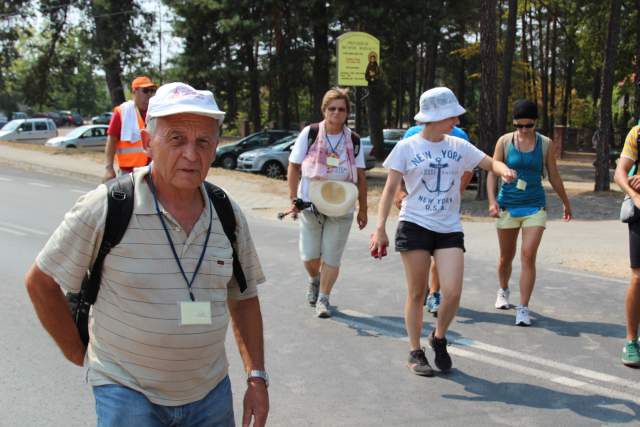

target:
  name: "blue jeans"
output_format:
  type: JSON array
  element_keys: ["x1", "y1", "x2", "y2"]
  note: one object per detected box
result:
[{"x1": 93, "y1": 376, "x2": 234, "y2": 427}]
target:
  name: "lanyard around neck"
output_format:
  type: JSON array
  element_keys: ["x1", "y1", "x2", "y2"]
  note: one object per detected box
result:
[
  {"x1": 324, "y1": 126, "x2": 345, "y2": 155},
  {"x1": 147, "y1": 172, "x2": 212, "y2": 302}
]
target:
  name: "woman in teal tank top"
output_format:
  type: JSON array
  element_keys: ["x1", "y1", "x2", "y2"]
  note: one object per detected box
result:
[{"x1": 487, "y1": 100, "x2": 572, "y2": 327}]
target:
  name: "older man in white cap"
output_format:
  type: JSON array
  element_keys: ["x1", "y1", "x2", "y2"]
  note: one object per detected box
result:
[{"x1": 25, "y1": 82, "x2": 268, "y2": 426}]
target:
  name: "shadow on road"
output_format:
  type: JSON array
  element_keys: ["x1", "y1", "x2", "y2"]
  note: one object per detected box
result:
[
  {"x1": 442, "y1": 370, "x2": 639, "y2": 423},
  {"x1": 456, "y1": 306, "x2": 626, "y2": 339}
]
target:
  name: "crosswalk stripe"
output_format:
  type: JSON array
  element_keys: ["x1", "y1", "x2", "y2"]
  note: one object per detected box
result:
[
  {"x1": 0, "y1": 226, "x2": 27, "y2": 236},
  {"x1": 27, "y1": 182, "x2": 52, "y2": 188},
  {"x1": 0, "y1": 221, "x2": 48, "y2": 236},
  {"x1": 337, "y1": 308, "x2": 640, "y2": 401}
]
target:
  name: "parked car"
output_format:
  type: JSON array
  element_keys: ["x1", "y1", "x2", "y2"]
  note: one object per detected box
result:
[
  {"x1": 11, "y1": 112, "x2": 28, "y2": 120},
  {"x1": 0, "y1": 118, "x2": 57, "y2": 143},
  {"x1": 92, "y1": 112, "x2": 113, "y2": 125},
  {"x1": 0, "y1": 113, "x2": 7, "y2": 129},
  {"x1": 45, "y1": 125, "x2": 108, "y2": 149},
  {"x1": 59, "y1": 110, "x2": 84, "y2": 126},
  {"x1": 33, "y1": 111, "x2": 64, "y2": 126},
  {"x1": 360, "y1": 128, "x2": 406, "y2": 159},
  {"x1": 213, "y1": 129, "x2": 298, "y2": 169},
  {"x1": 237, "y1": 135, "x2": 299, "y2": 178},
  {"x1": 358, "y1": 137, "x2": 377, "y2": 170}
]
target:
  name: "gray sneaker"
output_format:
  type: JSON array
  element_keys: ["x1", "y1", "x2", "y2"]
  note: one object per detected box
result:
[
  {"x1": 316, "y1": 297, "x2": 331, "y2": 318},
  {"x1": 307, "y1": 278, "x2": 320, "y2": 307}
]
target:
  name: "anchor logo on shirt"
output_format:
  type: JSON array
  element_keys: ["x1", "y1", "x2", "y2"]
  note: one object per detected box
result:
[{"x1": 422, "y1": 158, "x2": 454, "y2": 194}]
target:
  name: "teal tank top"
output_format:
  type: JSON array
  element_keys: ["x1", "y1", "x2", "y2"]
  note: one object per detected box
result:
[{"x1": 497, "y1": 133, "x2": 546, "y2": 209}]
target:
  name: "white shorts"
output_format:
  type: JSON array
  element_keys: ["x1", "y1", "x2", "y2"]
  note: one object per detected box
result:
[{"x1": 299, "y1": 210, "x2": 354, "y2": 267}]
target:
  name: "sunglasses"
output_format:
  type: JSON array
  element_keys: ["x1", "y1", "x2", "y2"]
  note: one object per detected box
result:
[
  {"x1": 514, "y1": 123, "x2": 535, "y2": 129},
  {"x1": 140, "y1": 87, "x2": 157, "y2": 95},
  {"x1": 327, "y1": 107, "x2": 346, "y2": 112}
]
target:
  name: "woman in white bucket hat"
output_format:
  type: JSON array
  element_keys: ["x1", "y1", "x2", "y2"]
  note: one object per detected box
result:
[
  {"x1": 287, "y1": 88, "x2": 368, "y2": 318},
  {"x1": 370, "y1": 87, "x2": 517, "y2": 376}
]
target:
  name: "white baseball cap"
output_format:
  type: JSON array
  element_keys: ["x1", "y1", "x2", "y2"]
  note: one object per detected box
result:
[
  {"x1": 147, "y1": 82, "x2": 225, "y2": 124},
  {"x1": 414, "y1": 87, "x2": 465, "y2": 123}
]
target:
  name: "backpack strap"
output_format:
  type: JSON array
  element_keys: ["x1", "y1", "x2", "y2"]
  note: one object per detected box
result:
[
  {"x1": 203, "y1": 182, "x2": 248, "y2": 293},
  {"x1": 539, "y1": 133, "x2": 550, "y2": 178},
  {"x1": 306, "y1": 122, "x2": 360, "y2": 156},
  {"x1": 74, "y1": 173, "x2": 135, "y2": 346},
  {"x1": 306, "y1": 123, "x2": 320, "y2": 154}
]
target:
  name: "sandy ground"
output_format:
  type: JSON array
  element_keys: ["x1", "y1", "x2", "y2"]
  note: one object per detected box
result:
[{"x1": 0, "y1": 138, "x2": 630, "y2": 281}]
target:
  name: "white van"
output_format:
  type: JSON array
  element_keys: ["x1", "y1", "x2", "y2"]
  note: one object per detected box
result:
[{"x1": 0, "y1": 118, "x2": 57, "y2": 144}]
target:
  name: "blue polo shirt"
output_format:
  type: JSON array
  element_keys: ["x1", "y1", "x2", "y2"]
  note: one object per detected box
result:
[{"x1": 403, "y1": 125, "x2": 470, "y2": 141}]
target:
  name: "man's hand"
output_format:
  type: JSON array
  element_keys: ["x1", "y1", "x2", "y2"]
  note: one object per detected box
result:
[
  {"x1": 629, "y1": 175, "x2": 640, "y2": 192},
  {"x1": 488, "y1": 201, "x2": 500, "y2": 218},
  {"x1": 357, "y1": 209, "x2": 368, "y2": 230},
  {"x1": 563, "y1": 204, "x2": 573, "y2": 221},
  {"x1": 103, "y1": 165, "x2": 116, "y2": 183},
  {"x1": 394, "y1": 189, "x2": 407, "y2": 210},
  {"x1": 243, "y1": 381, "x2": 269, "y2": 427}
]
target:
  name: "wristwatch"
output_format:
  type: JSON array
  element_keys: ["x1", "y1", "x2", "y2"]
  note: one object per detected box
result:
[{"x1": 247, "y1": 370, "x2": 269, "y2": 388}]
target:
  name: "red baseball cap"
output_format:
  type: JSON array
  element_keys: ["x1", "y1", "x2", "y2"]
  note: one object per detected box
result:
[{"x1": 131, "y1": 76, "x2": 157, "y2": 91}]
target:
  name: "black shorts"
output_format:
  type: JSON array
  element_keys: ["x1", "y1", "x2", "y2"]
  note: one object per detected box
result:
[
  {"x1": 629, "y1": 221, "x2": 640, "y2": 268},
  {"x1": 395, "y1": 221, "x2": 465, "y2": 253}
]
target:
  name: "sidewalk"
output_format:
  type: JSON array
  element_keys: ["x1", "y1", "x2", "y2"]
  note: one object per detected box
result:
[{"x1": 0, "y1": 142, "x2": 630, "y2": 281}]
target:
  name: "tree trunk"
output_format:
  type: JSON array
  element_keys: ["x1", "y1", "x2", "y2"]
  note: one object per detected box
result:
[
  {"x1": 478, "y1": 0, "x2": 499, "y2": 200},
  {"x1": 527, "y1": 6, "x2": 538, "y2": 104},
  {"x1": 247, "y1": 40, "x2": 261, "y2": 132},
  {"x1": 520, "y1": 3, "x2": 530, "y2": 98},
  {"x1": 409, "y1": 53, "x2": 417, "y2": 125},
  {"x1": 538, "y1": 10, "x2": 550, "y2": 135},
  {"x1": 368, "y1": 81, "x2": 385, "y2": 161},
  {"x1": 498, "y1": 0, "x2": 517, "y2": 135},
  {"x1": 311, "y1": 0, "x2": 329, "y2": 122},
  {"x1": 594, "y1": 0, "x2": 622, "y2": 192},
  {"x1": 635, "y1": 0, "x2": 640, "y2": 122},
  {"x1": 561, "y1": 57, "x2": 573, "y2": 127},
  {"x1": 91, "y1": 0, "x2": 128, "y2": 107},
  {"x1": 549, "y1": 16, "x2": 558, "y2": 133},
  {"x1": 273, "y1": 6, "x2": 290, "y2": 129}
]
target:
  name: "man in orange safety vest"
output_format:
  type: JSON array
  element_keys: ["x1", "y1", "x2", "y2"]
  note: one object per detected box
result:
[{"x1": 103, "y1": 76, "x2": 157, "y2": 182}]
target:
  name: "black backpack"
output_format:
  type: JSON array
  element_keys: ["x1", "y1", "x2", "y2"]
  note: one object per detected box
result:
[
  {"x1": 306, "y1": 123, "x2": 360, "y2": 156},
  {"x1": 66, "y1": 174, "x2": 247, "y2": 346}
]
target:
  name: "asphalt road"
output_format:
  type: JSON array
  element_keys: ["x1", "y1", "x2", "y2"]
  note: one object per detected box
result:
[{"x1": 1, "y1": 166, "x2": 639, "y2": 427}]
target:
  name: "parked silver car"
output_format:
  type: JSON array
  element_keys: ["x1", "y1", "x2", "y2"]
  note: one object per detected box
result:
[
  {"x1": 0, "y1": 118, "x2": 57, "y2": 143},
  {"x1": 237, "y1": 135, "x2": 298, "y2": 178},
  {"x1": 45, "y1": 125, "x2": 108, "y2": 149}
]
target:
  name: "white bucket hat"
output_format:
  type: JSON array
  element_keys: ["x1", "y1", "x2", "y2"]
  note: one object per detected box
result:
[
  {"x1": 308, "y1": 180, "x2": 358, "y2": 217},
  {"x1": 414, "y1": 87, "x2": 466, "y2": 123},
  {"x1": 147, "y1": 82, "x2": 226, "y2": 124}
]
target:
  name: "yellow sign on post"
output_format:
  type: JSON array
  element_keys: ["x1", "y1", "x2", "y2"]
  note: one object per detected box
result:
[{"x1": 337, "y1": 32, "x2": 380, "y2": 87}]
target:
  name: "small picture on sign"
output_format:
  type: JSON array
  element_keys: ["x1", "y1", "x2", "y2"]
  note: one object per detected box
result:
[{"x1": 365, "y1": 51, "x2": 381, "y2": 84}]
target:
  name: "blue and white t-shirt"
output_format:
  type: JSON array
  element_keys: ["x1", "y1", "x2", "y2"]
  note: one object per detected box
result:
[{"x1": 383, "y1": 134, "x2": 485, "y2": 233}]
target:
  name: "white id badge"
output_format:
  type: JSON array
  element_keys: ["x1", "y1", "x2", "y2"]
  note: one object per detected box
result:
[
  {"x1": 179, "y1": 302, "x2": 212, "y2": 325},
  {"x1": 326, "y1": 156, "x2": 340, "y2": 167},
  {"x1": 516, "y1": 179, "x2": 527, "y2": 191}
]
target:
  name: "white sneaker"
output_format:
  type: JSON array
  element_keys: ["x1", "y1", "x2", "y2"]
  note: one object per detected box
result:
[
  {"x1": 515, "y1": 305, "x2": 531, "y2": 326},
  {"x1": 495, "y1": 288, "x2": 510, "y2": 309},
  {"x1": 316, "y1": 298, "x2": 331, "y2": 318}
]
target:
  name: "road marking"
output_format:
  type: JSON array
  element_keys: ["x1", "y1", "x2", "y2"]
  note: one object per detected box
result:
[
  {"x1": 337, "y1": 309, "x2": 640, "y2": 403},
  {"x1": 27, "y1": 182, "x2": 52, "y2": 188},
  {"x1": 546, "y1": 267, "x2": 627, "y2": 284},
  {"x1": 0, "y1": 176, "x2": 12, "y2": 182},
  {"x1": 70, "y1": 189, "x2": 86, "y2": 194},
  {"x1": 0, "y1": 226, "x2": 27, "y2": 236},
  {"x1": 0, "y1": 221, "x2": 48, "y2": 236}
]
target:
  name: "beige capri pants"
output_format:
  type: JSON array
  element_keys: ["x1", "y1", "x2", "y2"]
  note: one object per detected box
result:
[{"x1": 299, "y1": 210, "x2": 354, "y2": 267}]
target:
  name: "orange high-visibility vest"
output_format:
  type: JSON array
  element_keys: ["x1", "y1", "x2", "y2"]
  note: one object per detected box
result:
[{"x1": 113, "y1": 104, "x2": 148, "y2": 168}]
